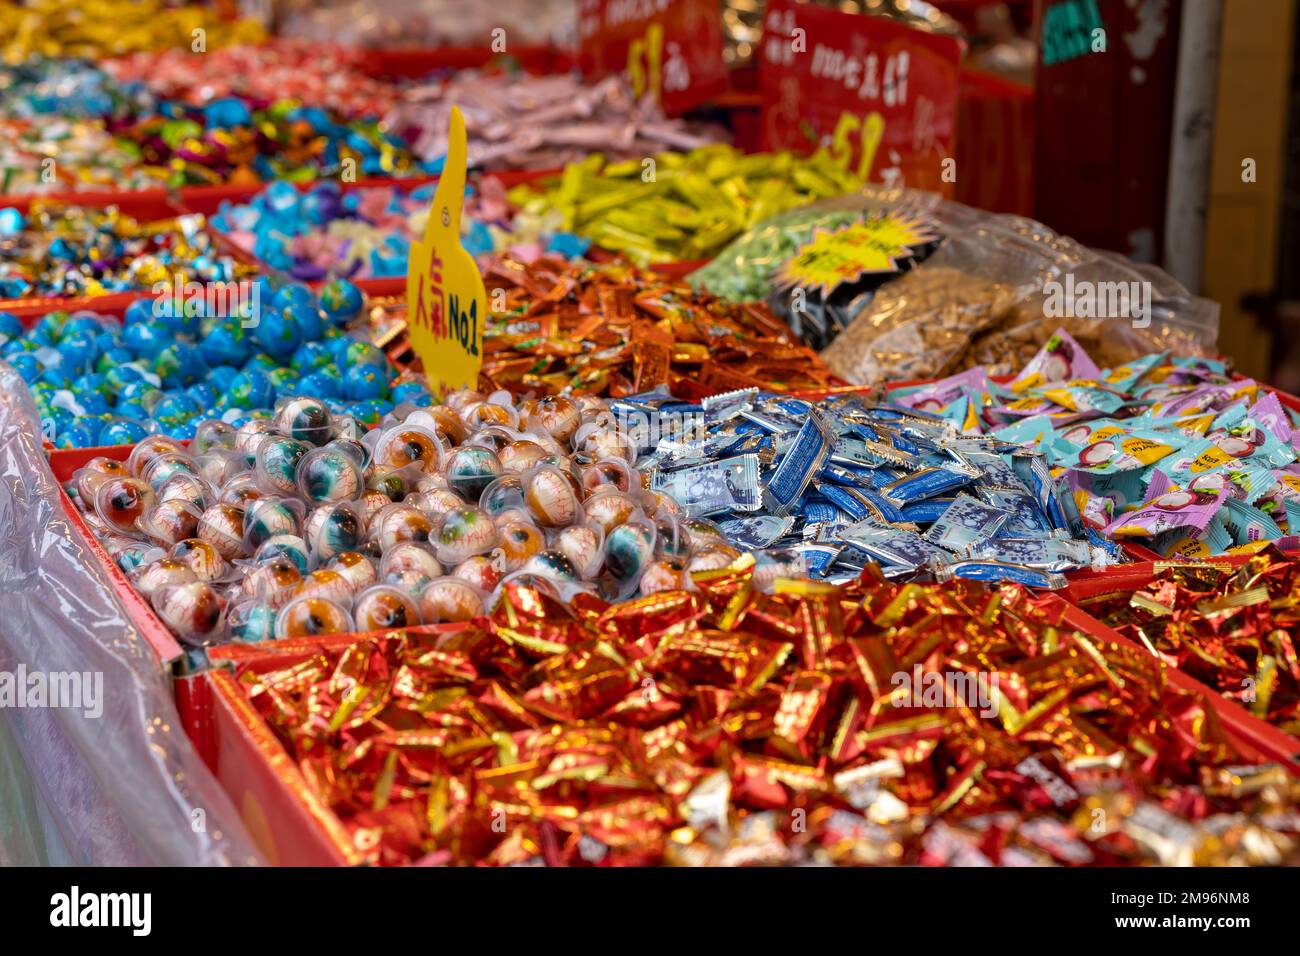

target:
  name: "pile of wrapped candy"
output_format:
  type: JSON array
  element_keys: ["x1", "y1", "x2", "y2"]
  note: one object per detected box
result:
[
  {"x1": 228, "y1": 570, "x2": 1300, "y2": 866},
  {"x1": 1080, "y1": 547, "x2": 1300, "y2": 735},
  {"x1": 888, "y1": 331, "x2": 1300, "y2": 558}
]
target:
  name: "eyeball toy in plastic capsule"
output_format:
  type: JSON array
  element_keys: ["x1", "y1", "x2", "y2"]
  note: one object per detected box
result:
[
  {"x1": 219, "y1": 471, "x2": 265, "y2": 509},
  {"x1": 127, "y1": 435, "x2": 187, "y2": 478},
  {"x1": 551, "y1": 523, "x2": 605, "y2": 579},
  {"x1": 227, "y1": 601, "x2": 277, "y2": 643},
  {"x1": 358, "y1": 489, "x2": 395, "y2": 523},
  {"x1": 478, "y1": 475, "x2": 526, "y2": 519},
  {"x1": 170, "y1": 538, "x2": 230, "y2": 582},
  {"x1": 461, "y1": 399, "x2": 517, "y2": 431},
  {"x1": 141, "y1": 451, "x2": 198, "y2": 492},
  {"x1": 353, "y1": 584, "x2": 420, "y2": 631},
  {"x1": 193, "y1": 419, "x2": 237, "y2": 454},
  {"x1": 646, "y1": 490, "x2": 680, "y2": 517},
  {"x1": 274, "y1": 396, "x2": 335, "y2": 446},
  {"x1": 519, "y1": 549, "x2": 580, "y2": 584},
  {"x1": 443, "y1": 388, "x2": 483, "y2": 413},
  {"x1": 275, "y1": 596, "x2": 353, "y2": 638},
  {"x1": 603, "y1": 520, "x2": 657, "y2": 591},
  {"x1": 445, "y1": 445, "x2": 502, "y2": 500},
  {"x1": 295, "y1": 568, "x2": 354, "y2": 604},
  {"x1": 73, "y1": 456, "x2": 131, "y2": 504},
  {"x1": 371, "y1": 425, "x2": 442, "y2": 472},
  {"x1": 654, "y1": 513, "x2": 691, "y2": 562},
  {"x1": 434, "y1": 504, "x2": 499, "y2": 564},
  {"x1": 104, "y1": 537, "x2": 166, "y2": 574},
  {"x1": 523, "y1": 464, "x2": 580, "y2": 527},
  {"x1": 367, "y1": 464, "x2": 423, "y2": 502},
  {"x1": 157, "y1": 472, "x2": 217, "y2": 511},
  {"x1": 581, "y1": 457, "x2": 636, "y2": 495},
  {"x1": 130, "y1": 558, "x2": 198, "y2": 598},
  {"x1": 372, "y1": 503, "x2": 435, "y2": 551},
  {"x1": 639, "y1": 559, "x2": 684, "y2": 595},
  {"x1": 380, "y1": 542, "x2": 443, "y2": 581},
  {"x1": 681, "y1": 517, "x2": 729, "y2": 550},
  {"x1": 498, "y1": 439, "x2": 548, "y2": 475},
  {"x1": 252, "y1": 534, "x2": 312, "y2": 575},
  {"x1": 583, "y1": 489, "x2": 639, "y2": 535},
  {"x1": 255, "y1": 436, "x2": 311, "y2": 495},
  {"x1": 240, "y1": 557, "x2": 302, "y2": 608},
  {"x1": 196, "y1": 448, "x2": 248, "y2": 488},
  {"x1": 451, "y1": 555, "x2": 502, "y2": 592},
  {"x1": 93, "y1": 476, "x2": 156, "y2": 533},
  {"x1": 243, "y1": 497, "x2": 305, "y2": 549},
  {"x1": 140, "y1": 498, "x2": 202, "y2": 546},
  {"x1": 424, "y1": 405, "x2": 466, "y2": 446},
  {"x1": 327, "y1": 551, "x2": 377, "y2": 592},
  {"x1": 305, "y1": 501, "x2": 365, "y2": 561},
  {"x1": 417, "y1": 577, "x2": 484, "y2": 623},
  {"x1": 385, "y1": 567, "x2": 435, "y2": 597},
  {"x1": 496, "y1": 520, "x2": 545, "y2": 571},
  {"x1": 574, "y1": 423, "x2": 634, "y2": 463},
  {"x1": 406, "y1": 488, "x2": 465, "y2": 523},
  {"x1": 526, "y1": 395, "x2": 582, "y2": 444},
  {"x1": 198, "y1": 503, "x2": 246, "y2": 558},
  {"x1": 686, "y1": 545, "x2": 742, "y2": 574},
  {"x1": 152, "y1": 581, "x2": 225, "y2": 644},
  {"x1": 234, "y1": 419, "x2": 278, "y2": 455},
  {"x1": 296, "y1": 445, "x2": 364, "y2": 504}
]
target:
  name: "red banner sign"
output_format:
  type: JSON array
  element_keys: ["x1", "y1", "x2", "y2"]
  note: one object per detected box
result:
[
  {"x1": 577, "y1": 0, "x2": 728, "y2": 116},
  {"x1": 759, "y1": 0, "x2": 963, "y2": 195}
]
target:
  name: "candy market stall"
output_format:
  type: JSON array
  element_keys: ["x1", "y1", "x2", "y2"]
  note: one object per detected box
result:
[{"x1": 0, "y1": 0, "x2": 1297, "y2": 881}]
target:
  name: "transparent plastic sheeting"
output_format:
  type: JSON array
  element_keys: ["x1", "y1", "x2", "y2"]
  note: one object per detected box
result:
[
  {"x1": 0, "y1": 363, "x2": 261, "y2": 866},
  {"x1": 692, "y1": 187, "x2": 1221, "y2": 385}
]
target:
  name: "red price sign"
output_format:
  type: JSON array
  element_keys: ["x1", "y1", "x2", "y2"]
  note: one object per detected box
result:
[
  {"x1": 577, "y1": 0, "x2": 728, "y2": 116},
  {"x1": 759, "y1": 0, "x2": 963, "y2": 195}
]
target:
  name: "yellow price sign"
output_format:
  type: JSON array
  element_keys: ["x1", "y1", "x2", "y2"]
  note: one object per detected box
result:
[{"x1": 405, "y1": 105, "x2": 485, "y2": 396}]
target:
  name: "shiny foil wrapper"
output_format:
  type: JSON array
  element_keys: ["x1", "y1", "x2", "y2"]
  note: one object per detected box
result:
[
  {"x1": 1084, "y1": 545, "x2": 1300, "y2": 736},
  {"x1": 234, "y1": 569, "x2": 1300, "y2": 866},
  {"x1": 381, "y1": 253, "x2": 840, "y2": 399}
]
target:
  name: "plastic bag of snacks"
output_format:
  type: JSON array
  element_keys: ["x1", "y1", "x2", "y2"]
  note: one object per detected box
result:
[{"x1": 692, "y1": 187, "x2": 1220, "y2": 380}]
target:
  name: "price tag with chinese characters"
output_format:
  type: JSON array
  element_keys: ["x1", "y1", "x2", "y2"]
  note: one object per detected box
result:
[
  {"x1": 405, "y1": 105, "x2": 485, "y2": 396},
  {"x1": 759, "y1": 0, "x2": 962, "y2": 194}
]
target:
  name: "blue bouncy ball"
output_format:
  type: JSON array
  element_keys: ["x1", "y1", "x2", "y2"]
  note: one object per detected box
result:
[
  {"x1": 207, "y1": 365, "x2": 238, "y2": 393},
  {"x1": 187, "y1": 382, "x2": 218, "y2": 408},
  {"x1": 224, "y1": 369, "x2": 275, "y2": 410},
  {"x1": 199, "y1": 316, "x2": 251, "y2": 367},
  {"x1": 124, "y1": 319, "x2": 171, "y2": 359},
  {"x1": 123, "y1": 298, "x2": 155, "y2": 326},
  {"x1": 39, "y1": 365, "x2": 74, "y2": 390},
  {"x1": 344, "y1": 401, "x2": 382, "y2": 426},
  {"x1": 119, "y1": 378, "x2": 161, "y2": 405},
  {"x1": 272, "y1": 281, "x2": 315, "y2": 314},
  {"x1": 343, "y1": 364, "x2": 388, "y2": 401},
  {"x1": 343, "y1": 339, "x2": 388, "y2": 371},
  {"x1": 154, "y1": 342, "x2": 210, "y2": 389},
  {"x1": 281, "y1": 300, "x2": 324, "y2": 343},
  {"x1": 0, "y1": 312, "x2": 22, "y2": 343},
  {"x1": 253, "y1": 307, "x2": 302, "y2": 360},
  {"x1": 322, "y1": 397, "x2": 349, "y2": 414},
  {"x1": 73, "y1": 372, "x2": 111, "y2": 401},
  {"x1": 104, "y1": 363, "x2": 147, "y2": 393},
  {"x1": 298, "y1": 371, "x2": 341, "y2": 399},
  {"x1": 153, "y1": 393, "x2": 203, "y2": 430},
  {"x1": 391, "y1": 380, "x2": 430, "y2": 405},
  {"x1": 75, "y1": 391, "x2": 113, "y2": 416},
  {"x1": 63, "y1": 314, "x2": 105, "y2": 337},
  {"x1": 168, "y1": 420, "x2": 199, "y2": 440},
  {"x1": 100, "y1": 418, "x2": 148, "y2": 445},
  {"x1": 290, "y1": 341, "x2": 332, "y2": 373},
  {"x1": 10, "y1": 353, "x2": 41, "y2": 383},
  {"x1": 30, "y1": 312, "x2": 66, "y2": 347},
  {"x1": 153, "y1": 292, "x2": 203, "y2": 340},
  {"x1": 116, "y1": 401, "x2": 151, "y2": 422},
  {"x1": 318, "y1": 278, "x2": 364, "y2": 325},
  {"x1": 97, "y1": 347, "x2": 134, "y2": 373},
  {"x1": 243, "y1": 352, "x2": 278, "y2": 371},
  {"x1": 56, "y1": 328, "x2": 99, "y2": 370},
  {"x1": 267, "y1": 366, "x2": 298, "y2": 391},
  {"x1": 53, "y1": 422, "x2": 100, "y2": 449}
]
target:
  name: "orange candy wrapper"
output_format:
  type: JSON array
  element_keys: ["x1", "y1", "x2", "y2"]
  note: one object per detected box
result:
[
  {"x1": 378, "y1": 254, "x2": 840, "y2": 399},
  {"x1": 1081, "y1": 546, "x2": 1300, "y2": 737},
  {"x1": 230, "y1": 567, "x2": 1300, "y2": 866}
]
